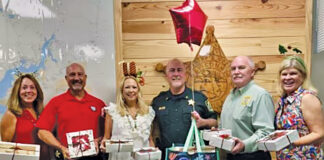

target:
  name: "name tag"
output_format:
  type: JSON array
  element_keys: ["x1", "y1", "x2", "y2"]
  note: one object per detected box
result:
[{"x1": 159, "y1": 106, "x2": 166, "y2": 110}]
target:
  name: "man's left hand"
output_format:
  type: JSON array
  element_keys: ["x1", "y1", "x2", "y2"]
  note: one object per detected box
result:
[{"x1": 231, "y1": 137, "x2": 245, "y2": 154}]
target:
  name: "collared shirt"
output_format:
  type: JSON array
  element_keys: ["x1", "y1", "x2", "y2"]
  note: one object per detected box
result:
[
  {"x1": 220, "y1": 81, "x2": 275, "y2": 153},
  {"x1": 36, "y1": 89, "x2": 106, "y2": 146},
  {"x1": 152, "y1": 87, "x2": 217, "y2": 149}
]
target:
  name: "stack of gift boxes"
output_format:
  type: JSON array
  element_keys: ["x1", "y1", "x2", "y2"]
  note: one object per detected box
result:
[{"x1": 105, "y1": 139, "x2": 161, "y2": 160}]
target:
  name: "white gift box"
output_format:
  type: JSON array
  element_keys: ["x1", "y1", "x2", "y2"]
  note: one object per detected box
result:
[
  {"x1": 0, "y1": 141, "x2": 40, "y2": 160},
  {"x1": 105, "y1": 139, "x2": 134, "y2": 153},
  {"x1": 133, "y1": 147, "x2": 161, "y2": 160},
  {"x1": 201, "y1": 129, "x2": 232, "y2": 141},
  {"x1": 209, "y1": 134, "x2": 235, "y2": 151},
  {"x1": 66, "y1": 129, "x2": 97, "y2": 158},
  {"x1": 257, "y1": 130, "x2": 299, "y2": 151}
]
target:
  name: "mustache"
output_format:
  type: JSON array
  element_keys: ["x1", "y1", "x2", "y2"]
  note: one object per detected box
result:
[
  {"x1": 233, "y1": 74, "x2": 243, "y2": 79},
  {"x1": 173, "y1": 76, "x2": 181, "y2": 80},
  {"x1": 71, "y1": 80, "x2": 83, "y2": 84}
]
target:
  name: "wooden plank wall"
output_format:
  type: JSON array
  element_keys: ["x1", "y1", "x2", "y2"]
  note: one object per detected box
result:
[{"x1": 114, "y1": 0, "x2": 312, "y2": 104}]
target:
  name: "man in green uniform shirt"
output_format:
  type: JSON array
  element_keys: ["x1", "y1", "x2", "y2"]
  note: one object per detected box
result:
[
  {"x1": 152, "y1": 58, "x2": 218, "y2": 159},
  {"x1": 220, "y1": 56, "x2": 275, "y2": 160}
]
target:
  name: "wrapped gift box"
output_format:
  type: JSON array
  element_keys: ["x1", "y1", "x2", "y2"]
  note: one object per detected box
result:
[
  {"x1": 166, "y1": 146, "x2": 218, "y2": 160},
  {"x1": 209, "y1": 134, "x2": 235, "y2": 151},
  {"x1": 66, "y1": 129, "x2": 97, "y2": 158},
  {"x1": 133, "y1": 147, "x2": 161, "y2": 160},
  {"x1": 201, "y1": 128, "x2": 232, "y2": 141},
  {"x1": 105, "y1": 139, "x2": 134, "y2": 153},
  {"x1": 0, "y1": 141, "x2": 40, "y2": 160},
  {"x1": 257, "y1": 130, "x2": 299, "y2": 151}
]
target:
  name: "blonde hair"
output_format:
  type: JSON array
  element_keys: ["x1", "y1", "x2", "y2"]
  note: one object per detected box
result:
[
  {"x1": 7, "y1": 74, "x2": 44, "y2": 116},
  {"x1": 278, "y1": 55, "x2": 317, "y2": 95},
  {"x1": 116, "y1": 76, "x2": 149, "y2": 117}
]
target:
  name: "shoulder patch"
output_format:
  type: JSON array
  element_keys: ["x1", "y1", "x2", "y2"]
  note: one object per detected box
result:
[{"x1": 205, "y1": 100, "x2": 214, "y2": 111}]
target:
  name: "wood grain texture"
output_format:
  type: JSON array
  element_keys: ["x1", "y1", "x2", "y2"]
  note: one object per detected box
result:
[
  {"x1": 123, "y1": 37, "x2": 306, "y2": 58},
  {"x1": 115, "y1": 0, "x2": 312, "y2": 112},
  {"x1": 122, "y1": 18, "x2": 305, "y2": 40},
  {"x1": 122, "y1": 54, "x2": 305, "y2": 78},
  {"x1": 305, "y1": 0, "x2": 313, "y2": 73},
  {"x1": 122, "y1": 0, "x2": 305, "y2": 21},
  {"x1": 114, "y1": 0, "x2": 124, "y2": 87}
]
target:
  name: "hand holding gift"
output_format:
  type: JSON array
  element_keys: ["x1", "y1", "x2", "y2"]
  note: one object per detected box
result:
[
  {"x1": 59, "y1": 145, "x2": 70, "y2": 159},
  {"x1": 231, "y1": 137, "x2": 245, "y2": 154},
  {"x1": 257, "y1": 130, "x2": 299, "y2": 151}
]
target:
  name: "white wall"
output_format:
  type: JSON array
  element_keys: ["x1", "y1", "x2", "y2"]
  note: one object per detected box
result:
[{"x1": 0, "y1": 0, "x2": 116, "y2": 116}]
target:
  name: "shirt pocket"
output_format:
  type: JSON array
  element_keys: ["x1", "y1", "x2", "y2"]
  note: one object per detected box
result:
[
  {"x1": 182, "y1": 106, "x2": 193, "y2": 125},
  {"x1": 158, "y1": 109, "x2": 169, "y2": 126},
  {"x1": 233, "y1": 102, "x2": 252, "y2": 123}
]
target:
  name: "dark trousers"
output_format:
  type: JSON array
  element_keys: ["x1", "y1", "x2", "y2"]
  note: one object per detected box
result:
[
  {"x1": 160, "y1": 147, "x2": 166, "y2": 160},
  {"x1": 227, "y1": 151, "x2": 271, "y2": 160}
]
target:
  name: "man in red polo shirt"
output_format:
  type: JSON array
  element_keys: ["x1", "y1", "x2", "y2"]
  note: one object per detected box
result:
[{"x1": 37, "y1": 63, "x2": 106, "y2": 160}]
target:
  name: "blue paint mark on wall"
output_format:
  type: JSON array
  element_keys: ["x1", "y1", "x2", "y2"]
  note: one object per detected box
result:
[{"x1": 0, "y1": 34, "x2": 56, "y2": 113}]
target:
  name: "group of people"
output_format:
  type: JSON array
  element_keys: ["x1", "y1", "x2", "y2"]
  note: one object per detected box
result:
[{"x1": 1, "y1": 55, "x2": 323, "y2": 160}]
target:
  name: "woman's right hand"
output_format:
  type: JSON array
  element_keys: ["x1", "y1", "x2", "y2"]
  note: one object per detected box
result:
[{"x1": 99, "y1": 137, "x2": 107, "y2": 153}]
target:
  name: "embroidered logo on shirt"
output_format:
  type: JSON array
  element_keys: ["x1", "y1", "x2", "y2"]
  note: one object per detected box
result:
[
  {"x1": 90, "y1": 106, "x2": 96, "y2": 112},
  {"x1": 159, "y1": 106, "x2": 166, "y2": 110},
  {"x1": 241, "y1": 96, "x2": 252, "y2": 107}
]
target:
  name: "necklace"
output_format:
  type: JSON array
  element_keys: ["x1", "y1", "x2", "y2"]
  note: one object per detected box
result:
[{"x1": 126, "y1": 108, "x2": 138, "y2": 131}]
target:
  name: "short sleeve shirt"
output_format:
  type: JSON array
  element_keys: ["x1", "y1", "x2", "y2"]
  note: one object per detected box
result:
[
  {"x1": 36, "y1": 90, "x2": 106, "y2": 146},
  {"x1": 152, "y1": 87, "x2": 217, "y2": 149}
]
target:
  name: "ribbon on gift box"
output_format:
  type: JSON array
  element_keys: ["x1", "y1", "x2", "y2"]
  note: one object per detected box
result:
[
  {"x1": 263, "y1": 131, "x2": 287, "y2": 141},
  {"x1": 71, "y1": 133, "x2": 91, "y2": 156},
  {"x1": 110, "y1": 140, "x2": 130, "y2": 152},
  {"x1": 138, "y1": 148, "x2": 156, "y2": 160},
  {"x1": 219, "y1": 134, "x2": 230, "y2": 148},
  {"x1": 0, "y1": 143, "x2": 37, "y2": 160},
  {"x1": 11, "y1": 143, "x2": 22, "y2": 160}
]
